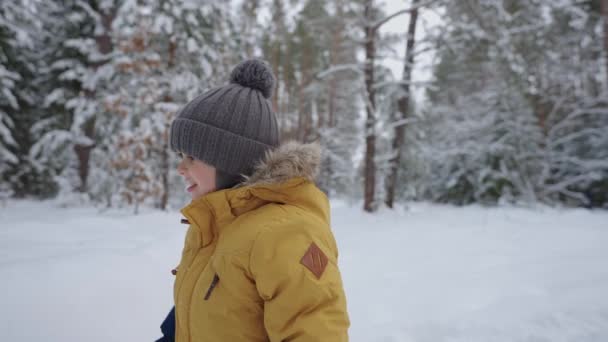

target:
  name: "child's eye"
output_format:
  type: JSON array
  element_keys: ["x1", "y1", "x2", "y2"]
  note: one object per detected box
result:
[{"x1": 177, "y1": 151, "x2": 194, "y2": 161}]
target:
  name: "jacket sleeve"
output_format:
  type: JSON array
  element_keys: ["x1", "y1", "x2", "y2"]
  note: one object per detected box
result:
[{"x1": 250, "y1": 226, "x2": 350, "y2": 342}]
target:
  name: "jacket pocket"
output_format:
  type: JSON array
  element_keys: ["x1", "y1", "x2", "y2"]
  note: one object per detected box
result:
[{"x1": 204, "y1": 273, "x2": 220, "y2": 300}]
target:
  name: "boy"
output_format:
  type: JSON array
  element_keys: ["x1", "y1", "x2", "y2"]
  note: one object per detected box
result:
[{"x1": 157, "y1": 59, "x2": 349, "y2": 341}]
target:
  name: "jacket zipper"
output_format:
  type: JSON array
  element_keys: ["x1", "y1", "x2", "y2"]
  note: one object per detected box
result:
[{"x1": 204, "y1": 273, "x2": 220, "y2": 300}]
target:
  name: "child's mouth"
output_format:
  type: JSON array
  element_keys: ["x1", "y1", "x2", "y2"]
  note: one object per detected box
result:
[{"x1": 186, "y1": 184, "x2": 197, "y2": 192}]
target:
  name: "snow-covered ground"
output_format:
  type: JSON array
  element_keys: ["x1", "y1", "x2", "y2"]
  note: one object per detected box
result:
[{"x1": 1, "y1": 200, "x2": 607, "y2": 342}]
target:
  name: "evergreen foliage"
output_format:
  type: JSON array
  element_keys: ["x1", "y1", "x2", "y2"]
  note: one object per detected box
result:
[{"x1": 1, "y1": 0, "x2": 606, "y2": 209}]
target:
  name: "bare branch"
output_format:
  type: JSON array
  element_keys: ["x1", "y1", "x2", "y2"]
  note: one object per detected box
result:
[
  {"x1": 316, "y1": 64, "x2": 364, "y2": 79},
  {"x1": 371, "y1": 0, "x2": 444, "y2": 32},
  {"x1": 373, "y1": 79, "x2": 434, "y2": 89}
]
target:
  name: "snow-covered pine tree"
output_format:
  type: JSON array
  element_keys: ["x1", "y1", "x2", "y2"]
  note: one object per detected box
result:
[
  {"x1": 423, "y1": 1, "x2": 555, "y2": 204},
  {"x1": 30, "y1": 0, "x2": 117, "y2": 202},
  {"x1": 261, "y1": 0, "x2": 361, "y2": 198},
  {"x1": 102, "y1": 0, "x2": 235, "y2": 211},
  {"x1": 262, "y1": 0, "x2": 294, "y2": 136},
  {"x1": 314, "y1": 0, "x2": 361, "y2": 199},
  {"x1": 0, "y1": 0, "x2": 50, "y2": 198},
  {"x1": 238, "y1": 0, "x2": 263, "y2": 57},
  {"x1": 258, "y1": 0, "x2": 344, "y2": 196},
  {"x1": 539, "y1": 1, "x2": 608, "y2": 206},
  {"x1": 422, "y1": 0, "x2": 608, "y2": 206}
]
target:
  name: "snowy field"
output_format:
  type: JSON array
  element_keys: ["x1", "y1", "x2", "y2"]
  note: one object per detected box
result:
[{"x1": 1, "y1": 200, "x2": 608, "y2": 342}]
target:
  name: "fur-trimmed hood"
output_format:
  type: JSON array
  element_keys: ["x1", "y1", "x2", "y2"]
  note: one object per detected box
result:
[
  {"x1": 241, "y1": 141, "x2": 321, "y2": 187},
  {"x1": 181, "y1": 140, "x2": 328, "y2": 229}
]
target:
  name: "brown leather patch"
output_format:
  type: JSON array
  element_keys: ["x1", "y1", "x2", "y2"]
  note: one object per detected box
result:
[{"x1": 300, "y1": 242, "x2": 328, "y2": 279}]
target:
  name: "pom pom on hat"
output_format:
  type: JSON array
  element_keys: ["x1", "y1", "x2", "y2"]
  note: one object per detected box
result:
[{"x1": 229, "y1": 59, "x2": 275, "y2": 99}]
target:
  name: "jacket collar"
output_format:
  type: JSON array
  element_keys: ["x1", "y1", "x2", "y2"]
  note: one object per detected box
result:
[{"x1": 180, "y1": 141, "x2": 328, "y2": 247}]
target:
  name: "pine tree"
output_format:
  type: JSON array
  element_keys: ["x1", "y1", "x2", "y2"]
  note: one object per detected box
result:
[
  {"x1": 30, "y1": 0, "x2": 117, "y2": 202},
  {"x1": 101, "y1": 0, "x2": 235, "y2": 210},
  {"x1": 0, "y1": 0, "x2": 49, "y2": 198},
  {"x1": 315, "y1": 0, "x2": 361, "y2": 198},
  {"x1": 262, "y1": 0, "x2": 294, "y2": 136},
  {"x1": 422, "y1": 0, "x2": 608, "y2": 206}
]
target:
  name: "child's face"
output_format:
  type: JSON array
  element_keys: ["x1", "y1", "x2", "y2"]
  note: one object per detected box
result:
[{"x1": 177, "y1": 153, "x2": 216, "y2": 200}]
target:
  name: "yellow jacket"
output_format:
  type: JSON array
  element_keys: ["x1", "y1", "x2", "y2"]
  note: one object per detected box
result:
[{"x1": 173, "y1": 142, "x2": 350, "y2": 342}]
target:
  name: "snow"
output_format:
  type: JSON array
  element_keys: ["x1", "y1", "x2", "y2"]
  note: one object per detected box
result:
[{"x1": 1, "y1": 200, "x2": 607, "y2": 341}]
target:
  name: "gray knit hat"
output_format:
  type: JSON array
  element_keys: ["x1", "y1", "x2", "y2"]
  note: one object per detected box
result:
[{"x1": 170, "y1": 59, "x2": 279, "y2": 182}]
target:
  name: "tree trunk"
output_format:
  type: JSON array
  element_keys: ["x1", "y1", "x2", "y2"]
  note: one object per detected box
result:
[
  {"x1": 385, "y1": 0, "x2": 420, "y2": 208},
  {"x1": 297, "y1": 42, "x2": 314, "y2": 142},
  {"x1": 363, "y1": 0, "x2": 377, "y2": 212},
  {"x1": 75, "y1": 8, "x2": 115, "y2": 192},
  {"x1": 271, "y1": 45, "x2": 281, "y2": 114},
  {"x1": 159, "y1": 130, "x2": 170, "y2": 210},
  {"x1": 269, "y1": 0, "x2": 286, "y2": 115},
  {"x1": 74, "y1": 117, "x2": 95, "y2": 192},
  {"x1": 327, "y1": 11, "x2": 341, "y2": 132},
  {"x1": 602, "y1": 0, "x2": 608, "y2": 87},
  {"x1": 158, "y1": 42, "x2": 177, "y2": 211},
  {"x1": 242, "y1": 0, "x2": 260, "y2": 56}
]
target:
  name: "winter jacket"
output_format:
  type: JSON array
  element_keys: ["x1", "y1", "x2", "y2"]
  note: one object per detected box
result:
[{"x1": 173, "y1": 142, "x2": 349, "y2": 342}]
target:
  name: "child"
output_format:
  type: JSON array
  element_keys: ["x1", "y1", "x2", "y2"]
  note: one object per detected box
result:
[{"x1": 160, "y1": 59, "x2": 349, "y2": 341}]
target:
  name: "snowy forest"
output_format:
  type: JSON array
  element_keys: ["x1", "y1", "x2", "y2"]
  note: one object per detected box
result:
[
  {"x1": 2, "y1": 0, "x2": 607, "y2": 211},
  {"x1": 3, "y1": 2, "x2": 608, "y2": 341}
]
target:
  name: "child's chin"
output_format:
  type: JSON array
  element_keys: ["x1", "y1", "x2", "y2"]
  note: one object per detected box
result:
[{"x1": 190, "y1": 190, "x2": 210, "y2": 200}]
